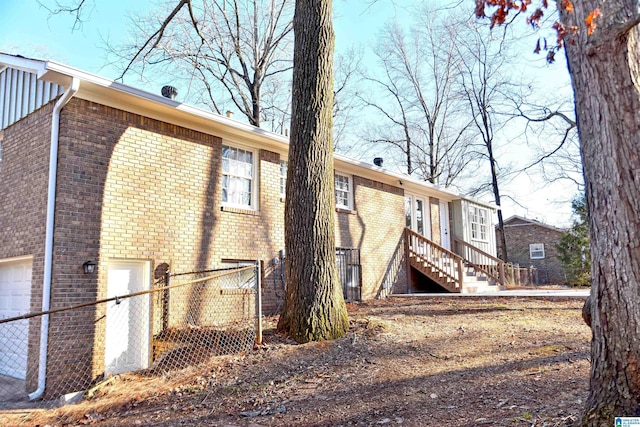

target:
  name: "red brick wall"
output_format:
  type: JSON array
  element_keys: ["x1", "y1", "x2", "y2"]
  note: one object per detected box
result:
[
  {"x1": 498, "y1": 223, "x2": 567, "y2": 285},
  {"x1": 335, "y1": 176, "x2": 407, "y2": 300},
  {"x1": 40, "y1": 99, "x2": 291, "y2": 395},
  {"x1": 0, "y1": 103, "x2": 53, "y2": 392},
  {"x1": 4, "y1": 98, "x2": 411, "y2": 397}
]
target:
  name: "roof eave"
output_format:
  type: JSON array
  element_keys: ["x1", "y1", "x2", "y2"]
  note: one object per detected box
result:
[{"x1": 0, "y1": 54, "x2": 499, "y2": 210}]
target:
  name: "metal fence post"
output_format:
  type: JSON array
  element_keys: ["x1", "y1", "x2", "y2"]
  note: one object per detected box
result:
[
  {"x1": 163, "y1": 270, "x2": 170, "y2": 333},
  {"x1": 255, "y1": 260, "x2": 263, "y2": 345}
]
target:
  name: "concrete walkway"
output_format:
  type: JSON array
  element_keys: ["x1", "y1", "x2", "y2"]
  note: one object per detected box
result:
[{"x1": 394, "y1": 289, "x2": 590, "y2": 298}]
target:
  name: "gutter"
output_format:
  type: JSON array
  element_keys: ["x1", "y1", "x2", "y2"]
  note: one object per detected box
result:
[{"x1": 29, "y1": 77, "x2": 80, "y2": 401}]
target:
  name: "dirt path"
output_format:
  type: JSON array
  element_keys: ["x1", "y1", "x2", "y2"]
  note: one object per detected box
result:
[{"x1": 3, "y1": 296, "x2": 591, "y2": 427}]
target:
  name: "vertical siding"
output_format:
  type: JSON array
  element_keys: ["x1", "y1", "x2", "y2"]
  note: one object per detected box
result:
[
  {"x1": 459, "y1": 199, "x2": 497, "y2": 256},
  {"x1": 0, "y1": 67, "x2": 63, "y2": 130}
]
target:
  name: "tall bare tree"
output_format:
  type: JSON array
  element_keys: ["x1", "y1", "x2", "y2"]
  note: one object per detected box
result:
[
  {"x1": 112, "y1": 0, "x2": 294, "y2": 128},
  {"x1": 360, "y1": 10, "x2": 474, "y2": 186},
  {"x1": 276, "y1": 0, "x2": 349, "y2": 343},
  {"x1": 512, "y1": 93, "x2": 583, "y2": 190},
  {"x1": 456, "y1": 22, "x2": 516, "y2": 262}
]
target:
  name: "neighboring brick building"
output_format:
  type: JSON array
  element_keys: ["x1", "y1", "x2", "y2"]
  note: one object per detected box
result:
[
  {"x1": 0, "y1": 54, "x2": 499, "y2": 399},
  {"x1": 497, "y1": 216, "x2": 567, "y2": 285}
]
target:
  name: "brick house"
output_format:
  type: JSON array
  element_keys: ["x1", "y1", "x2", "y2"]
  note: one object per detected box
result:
[
  {"x1": 0, "y1": 54, "x2": 501, "y2": 399},
  {"x1": 497, "y1": 216, "x2": 567, "y2": 285}
]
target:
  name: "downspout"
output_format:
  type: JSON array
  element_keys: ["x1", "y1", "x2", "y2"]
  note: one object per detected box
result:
[{"x1": 29, "y1": 77, "x2": 80, "y2": 401}]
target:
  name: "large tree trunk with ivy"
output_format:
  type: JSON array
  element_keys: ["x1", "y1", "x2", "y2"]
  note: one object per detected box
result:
[
  {"x1": 559, "y1": 1, "x2": 640, "y2": 423},
  {"x1": 276, "y1": 0, "x2": 349, "y2": 343}
]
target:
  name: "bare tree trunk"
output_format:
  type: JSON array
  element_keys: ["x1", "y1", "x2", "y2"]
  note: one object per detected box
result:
[
  {"x1": 558, "y1": 1, "x2": 640, "y2": 423},
  {"x1": 277, "y1": 0, "x2": 349, "y2": 343},
  {"x1": 489, "y1": 146, "x2": 508, "y2": 262}
]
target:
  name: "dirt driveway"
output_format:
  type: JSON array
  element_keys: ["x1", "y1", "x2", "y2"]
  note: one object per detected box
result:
[{"x1": 3, "y1": 296, "x2": 591, "y2": 427}]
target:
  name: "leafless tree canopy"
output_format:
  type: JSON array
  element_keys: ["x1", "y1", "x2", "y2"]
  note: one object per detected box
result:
[
  {"x1": 106, "y1": 0, "x2": 294, "y2": 128},
  {"x1": 359, "y1": 8, "x2": 476, "y2": 186},
  {"x1": 456, "y1": 20, "x2": 524, "y2": 261}
]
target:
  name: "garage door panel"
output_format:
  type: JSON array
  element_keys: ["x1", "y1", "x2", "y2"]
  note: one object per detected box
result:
[{"x1": 0, "y1": 259, "x2": 32, "y2": 380}]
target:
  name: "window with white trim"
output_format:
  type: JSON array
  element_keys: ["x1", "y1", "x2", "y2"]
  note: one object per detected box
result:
[
  {"x1": 280, "y1": 160, "x2": 287, "y2": 198},
  {"x1": 469, "y1": 206, "x2": 488, "y2": 241},
  {"x1": 530, "y1": 243, "x2": 545, "y2": 259},
  {"x1": 335, "y1": 173, "x2": 353, "y2": 210},
  {"x1": 221, "y1": 145, "x2": 255, "y2": 208}
]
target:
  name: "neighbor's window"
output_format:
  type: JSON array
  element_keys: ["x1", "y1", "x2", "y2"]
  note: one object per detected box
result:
[
  {"x1": 221, "y1": 145, "x2": 255, "y2": 208},
  {"x1": 469, "y1": 206, "x2": 488, "y2": 241},
  {"x1": 335, "y1": 173, "x2": 353, "y2": 210},
  {"x1": 530, "y1": 243, "x2": 545, "y2": 259},
  {"x1": 280, "y1": 160, "x2": 287, "y2": 198}
]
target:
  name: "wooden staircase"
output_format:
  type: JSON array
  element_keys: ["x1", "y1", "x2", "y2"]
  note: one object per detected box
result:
[{"x1": 405, "y1": 228, "x2": 505, "y2": 293}]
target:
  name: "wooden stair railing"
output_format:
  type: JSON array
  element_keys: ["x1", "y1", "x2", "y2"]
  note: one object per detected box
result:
[
  {"x1": 405, "y1": 228, "x2": 464, "y2": 293},
  {"x1": 453, "y1": 238, "x2": 505, "y2": 286}
]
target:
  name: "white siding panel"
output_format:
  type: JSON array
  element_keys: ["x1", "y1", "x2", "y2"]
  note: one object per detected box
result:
[
  {"x1": 16, "y1": 71, "x2": 24, "y2": 121},
  {"x1": 0, "y1": 67, "x2": 63, "y2": 130},
  {"x1": 0, "y1": 71, "x2": 7, "y2": 127}
]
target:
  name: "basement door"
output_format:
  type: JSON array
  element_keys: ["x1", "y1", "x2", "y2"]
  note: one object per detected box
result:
[
  {"x1": 0, "y1": 258, "x2": 32, "y2": 379},
  {"x1": 105, "y1": 260, "x2": 150, "y2": 376}
]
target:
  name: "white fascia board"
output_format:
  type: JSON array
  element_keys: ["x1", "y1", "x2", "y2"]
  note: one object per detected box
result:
[
  {"x1": 42, "y1": 60, "x2": 291, "y2": 153},
  {"x1": 0, "y1": 54, "x2": 48, "y2": 76},
  {"x1": 35, "y1": 58, "x2": 497, "y2": 211},
  {"x1": 333, "y1": 153, "x2": 499, "y2": 211}
]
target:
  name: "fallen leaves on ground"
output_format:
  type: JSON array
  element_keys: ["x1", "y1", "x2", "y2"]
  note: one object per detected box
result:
[{"x1": 3, "y1": 296, "x2": 590, "y2": 427}]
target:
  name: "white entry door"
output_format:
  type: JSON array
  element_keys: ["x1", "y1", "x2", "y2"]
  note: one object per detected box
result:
[
  {"x1": 439, "y1": 201, "x2": 451, "y2": 250},
  {"x1": 0, "y1": 258, "x2": 32, "y2": 379},
  {"x1": 105, "y1": 260, "x2": 150, "y2": 376},
  {"x1": 405, "y1": 194, "x2": 431, "y2": 239}
]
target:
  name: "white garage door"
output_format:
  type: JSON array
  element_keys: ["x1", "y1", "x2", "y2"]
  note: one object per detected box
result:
[{"x1": 0, "y1": 258, "x2": 32, "y2": 380}]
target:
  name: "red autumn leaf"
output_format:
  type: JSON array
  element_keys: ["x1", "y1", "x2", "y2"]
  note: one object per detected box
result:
[
  {"x1": 586, "y1": 8, "x2": 601, "y2": 36},
  {"x1": 552, "y1": 21, "x2": 568, "y2": 45},
  {"x1": 534, "y1": 38, "x2": 541, "y2": 54},
  {"x1": 475, "y1": 0, "x2": 486, "y2": 18},
  {"x1": 490, "y1": 6, "x2": 508, "y2": 29},
  {"x1": 526, "y1": 8, "x2": 544, "y2": 29},
  {"x1": 546, "y1": 50, "x2": 556, "y2": 63},
  {"x1": 561, "y1": 0, "x2": 574, "y2": 13},
  {"x1": 542, "y1": 0, "x2": 548, "y2": 7}
]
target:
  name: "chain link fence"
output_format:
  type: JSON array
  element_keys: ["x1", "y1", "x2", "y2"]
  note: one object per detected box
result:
[{"x1": 0, "y1": 264, "x2": 260, "y2": 406}]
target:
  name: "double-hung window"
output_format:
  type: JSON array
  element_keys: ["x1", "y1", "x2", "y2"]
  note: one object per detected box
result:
[
  {"x1": 222, "y1": 145, "x2": 255, "y2": 208},
  {"x1": 469, "y1": 206, "x2": 488, "y2": 241},
  {"x1": 335, "y1": 173, "x2": 353, "y2": 210},
  {"x1": 280, "y1": 161, "x2": 287, "y2": 198},
  {"x1": 530, "y1": 243, "x2": 545, "y2": 259}
]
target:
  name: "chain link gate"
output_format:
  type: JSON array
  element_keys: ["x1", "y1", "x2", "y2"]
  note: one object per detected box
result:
[{"x1": 0, "y1": 263, "x2": 261, "y2": 406}]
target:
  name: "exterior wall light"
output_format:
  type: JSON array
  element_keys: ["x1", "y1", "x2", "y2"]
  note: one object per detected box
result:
[{"x1": 83, "y1": 261, "x2": 97, "y2": 274}]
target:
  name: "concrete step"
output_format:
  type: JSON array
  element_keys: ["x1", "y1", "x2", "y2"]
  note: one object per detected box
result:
[{"x1": 461, "y1": 280, "x2": 496, "y2": 294}]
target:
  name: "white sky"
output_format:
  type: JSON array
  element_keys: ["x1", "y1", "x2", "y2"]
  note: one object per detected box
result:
[{"x1": 0, "y1": 0, "x2": 583, "y2": 227}]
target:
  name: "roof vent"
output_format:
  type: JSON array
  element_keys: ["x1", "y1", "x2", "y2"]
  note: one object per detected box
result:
[
  {"x1": 161, "y1": 85, "x2": 178, "y2": 100},
  {"x1": 373, "y1": 157, "x2": 383, "y2": 167}
]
